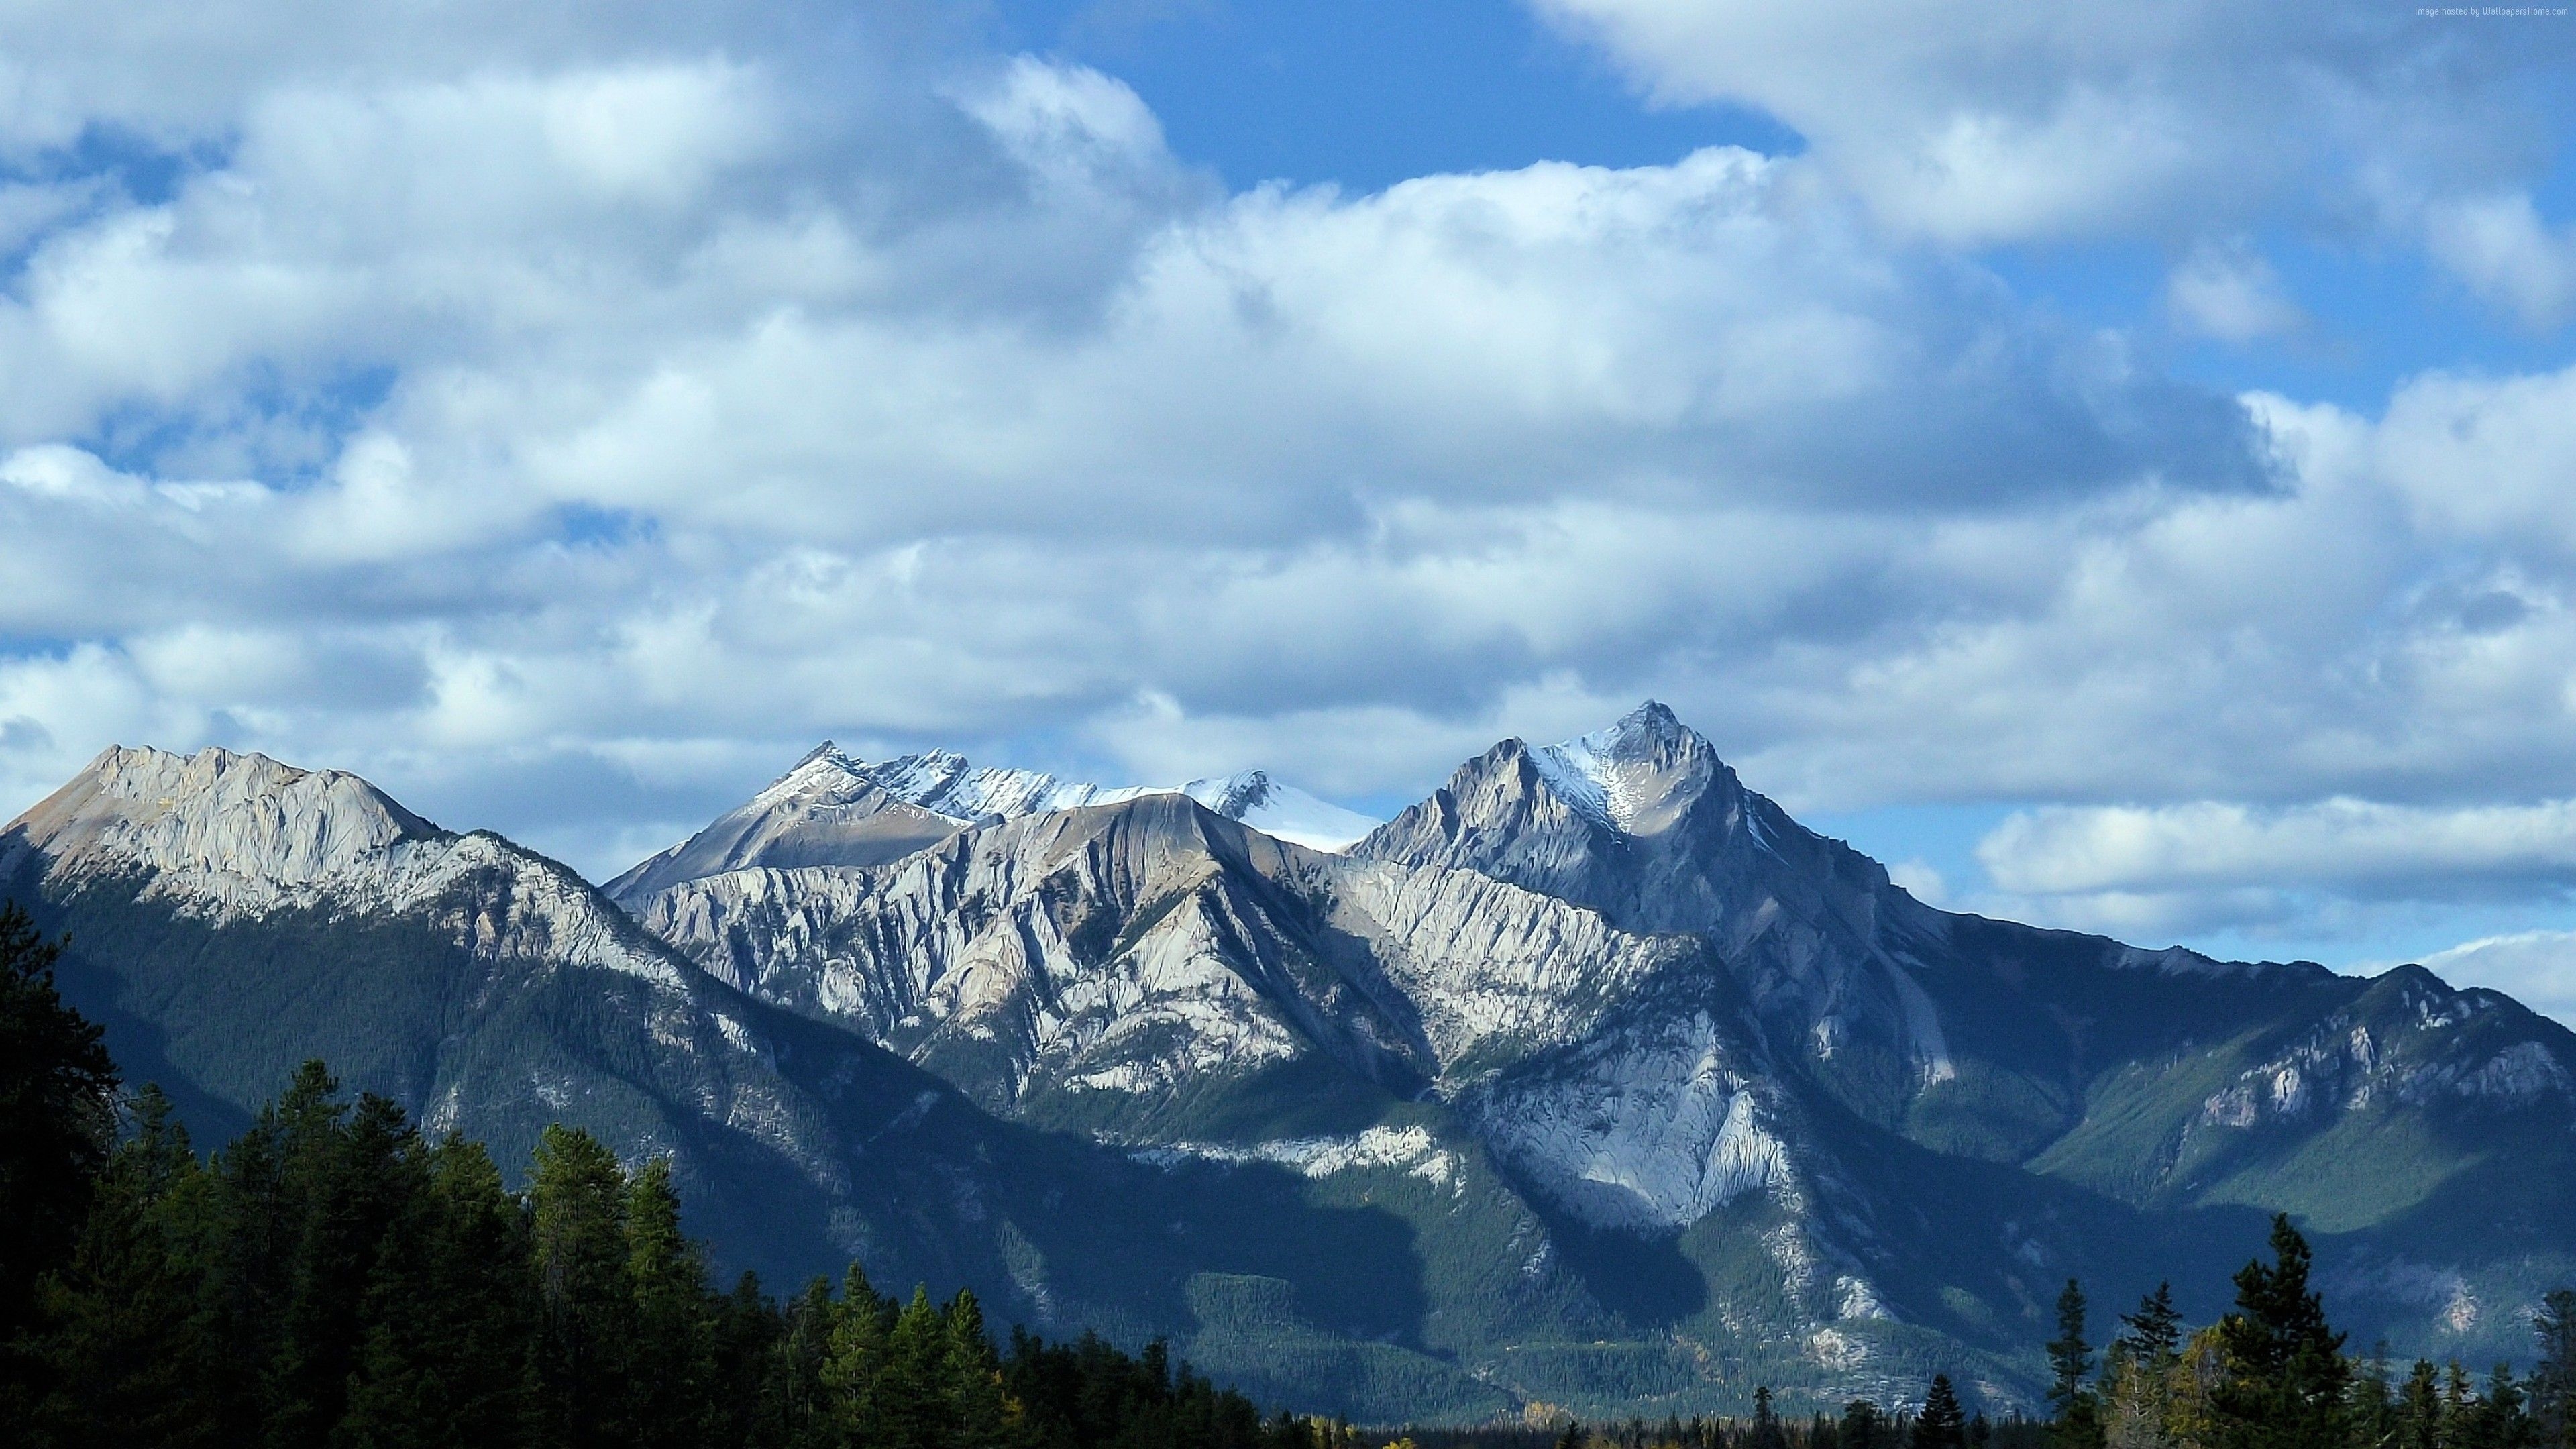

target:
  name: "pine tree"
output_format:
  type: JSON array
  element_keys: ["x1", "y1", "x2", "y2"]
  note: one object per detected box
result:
[
  {"x1": 622, "y1": 1158, "x2": 716, "y2": 1449},
  {"x1": 1915, "y1": 1377, "x2": 1967, "y2": 1449},
  {"x1": 530, "y1": 1124, "x2": 634, "y2": 1449},
  {"x1": 2401, "y1": 1361, "x2": 2446, "y2": 1449},
  {"x1": 336, "y1": 1134, "x2": 539, "y2": 1449},
  {"x1": 883, "y1": 1285, "x2": 955, "y2": 1449},
  {"x1": 0, "y1": 900, "x2": 120, "y2": 1403},
  {"x1": 266, "y1": 1086, "x2": 422, "y2": 1449},
  {"x1": 2053, "y1": 1279, "x2": 2105, "y2": 1449},
  {"x1": 2532, "y1": 1294, "x2": 2576, "y2": 1449},
  {"x1": 2119, "y1": 1285, "x2": 2184, "y2": 1364},
  {"x1": 943, "y1": 1288, "x2": 1017, "y2": 1449},
  {"x1": 761, "y1": 1277, "x2": 840, "y2": 1448},
  {"x1": 2466, "y1": 1364, "x2": 2533, "y2": 1449},
  {"x1": 2212, "y1": 1215, "x2": 2349, "y2": 1449},
  {"x1": 24, "y1": 1086, "x2": 217, "y2": 1446},
  {"x1": 706, "y1": 1271, "x2": 777, "y2": 1449},
  {"x1": 2350, "y1": 1345, "x2": 2397, "y2": 1449},
  {"x1": 1845, "y1": 1400, "x2": 1885, "y2": 1449},
  {"x1": 821, "y1": 1265, "x2": 894, "y2": 1447}
]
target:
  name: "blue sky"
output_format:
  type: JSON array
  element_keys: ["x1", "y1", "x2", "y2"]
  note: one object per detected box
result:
[{"x1": 7, "y1": 0, "x2": 2576, "y2": 1016}]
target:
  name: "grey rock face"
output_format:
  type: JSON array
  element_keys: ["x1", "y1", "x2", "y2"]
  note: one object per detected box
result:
[
  {"x1": 21, "y1": 712, "x2": 2576, "y2": 1415},
  {"x1": 621, "y1": 700, "x2": 2576, "y2": 1390},
  {"x1": 0, "y1": 746, "x2": 1136, "y2": 1310}
]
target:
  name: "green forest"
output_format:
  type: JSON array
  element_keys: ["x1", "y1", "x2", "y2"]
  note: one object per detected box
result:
[{"x1": 5, "y1": 898, "x2": 2576, "y2": 1449}]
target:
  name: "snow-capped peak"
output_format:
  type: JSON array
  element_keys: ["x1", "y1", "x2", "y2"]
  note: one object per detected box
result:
[
  {"x1": 800, "y1": 749, "x2": 1379, "y2": 850},
  {"x1": 1168, "y1": 771, "x2": 1379, "y2": 852},
  {"x1": 748, "y1": 741, "x2": 873, "y2": 808},
  {"x1": 859, "y1": 750, "x2": 1126, "y2": 822},
  {"x1": 1527, "y1": 700, "x2": 1717, "y2": 835}
]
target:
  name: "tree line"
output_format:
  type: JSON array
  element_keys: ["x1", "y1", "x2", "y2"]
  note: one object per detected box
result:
[
  {"x1": 0, "y1": 902, "x2": 1311, "y2": 1449},
  {"x1": 2037, "y1": 1217, "x2": 2576, "y2": 1449},
  {"x1": 9, "y1": 896, "x2": 2576, "y2": 1449},
  {"x1": 1415, "y1": 1216, "x2": 2576, "y2": 1449}
]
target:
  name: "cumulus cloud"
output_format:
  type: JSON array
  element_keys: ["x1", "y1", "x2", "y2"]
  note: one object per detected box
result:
[
  {"x1": 2167, "y1": 242, "x2": 2303, "y2": 342},
  {"x1": 1981, "y1": 796, "x2": 2576, "y2": 898},
  {"x1": 2420, "y1": 930, "x2": 2576, "y2": 1026},
  {"x1": 1530, "y1": 0, "x2": 2573, "y2": 273},
  {"x1": 2424, "y1": 193, "x2": 2576, "y2": 329},
  {"x1": 0, "y1": 0, "x2": 2571, "y2": 946}
]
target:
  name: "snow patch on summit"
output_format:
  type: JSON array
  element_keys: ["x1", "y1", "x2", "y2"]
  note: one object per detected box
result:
[
  {"x1": 1526, "y1": 701, "x2": 1712, "y2": 836},
  {"x1": 847, "y1": 750, "x2": 1377, "y2": 849}
]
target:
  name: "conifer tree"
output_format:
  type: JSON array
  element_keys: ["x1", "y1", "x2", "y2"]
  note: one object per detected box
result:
[
  {"x1": 2448, "y1": 1362, "x2": 2477, "y2": 1449},
  {"x1": 2467, "y1": 1364, "x2": 2533, "y2": 1449},
  {"x1": 2401, "y1": 1361, "x2": 2446, "y2": 1449},
  {"x1": 531, "y1": 1124, "x2": 634, "y2": 1449},
  {"x1": 761, "y1": 1277, "x2": 841, "y2": 1448},
  {"x1": 2119, "y1": 1285, "x2": 2183, "y2": 1365},
  {"x1": 266, "y1": 1086, "x2": 421, "y2": 1449},
  {"x1": 23, "y1": 1086, "x2": 213, "y2": 1446},
  {"x1": 2532, "y1": 1294, "x2": 2576, "y2": 1449},
  {"x1": 1845, "y1": 1399, "x2": 1885, "y2": 1449},
  {"x1": 822, "y1": 1265, "x2": 894, "y2": 1446},
  {"x1": 883, "y1": 1285, "x2": 954, "y2": 1449},
  {"x1": 623, "y1": 1158, "x2": 716, "y2": 1449},
  {"x1": 2350, "y1": 1345, "x2": 2397, "y2": 1449},
  {"x1": 944, "y1": 1287, "x2": 1016, "y2": 1449},
  {"x1": 0, "y1": 900, "x2": 120, "y2": 1405},
  {"x1": 354, "y1": 1134, "x2": 539, "y2": 1449},
  {"x1": 1915, "y1": 1377, "x2": 1967, "y2": 1449},
  {"x1": 2052, "y1": 1279, "x2": 2105, "y2": 1449},
  {"x1": 2212, "y1": 1215, "x2": 2349, "y2": 1449}
]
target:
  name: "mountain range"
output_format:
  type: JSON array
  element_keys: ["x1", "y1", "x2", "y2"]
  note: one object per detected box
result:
[{"x1": 4, "y1": 704, "x2": 2570, "y2": 1422}]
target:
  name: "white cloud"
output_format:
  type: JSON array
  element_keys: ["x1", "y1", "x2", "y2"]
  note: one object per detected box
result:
[
  {"x1": 0, "y1": 0, "x2": 2569, "y2": 941},
  {"x1": 1531, "y1": 0, "x2": 2569, "y2": 255},
  {"x1": 1979, "y1": 797, "x2": 2576, "y2": 897},
  {"x1": 2167, "y1": 242, "x2": 2302, "y2": 342},
  {"x1": 2424, "y1": 192, "x2": 2576, "y2": 329},
  {"x1": 2420, "y1": 930, "x2": 2576, "y2": 1026}
]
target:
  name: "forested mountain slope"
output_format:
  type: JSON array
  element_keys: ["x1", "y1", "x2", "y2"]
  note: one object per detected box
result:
[{"x1": 9, "y1": 710, "x2": 2575, "y2": 1420}]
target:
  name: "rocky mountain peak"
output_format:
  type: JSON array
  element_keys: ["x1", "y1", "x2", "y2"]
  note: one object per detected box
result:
[
  {"x1": 751, "y1": 741, "x2": 871, "y2": 804},
  {"x1": 604, "y1": 743, "x2": 960, "y2": 906},
  {"x1": 1526, "y1": 699, "x2": 1725, "y2": 837},
  {"x1": 2, "y1": 743, "x2": 439, "y2": 888}
]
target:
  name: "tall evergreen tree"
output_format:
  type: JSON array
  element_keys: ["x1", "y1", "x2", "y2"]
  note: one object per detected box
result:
[
  {"x1": 883, "y1": 1285, "x2": 954, "y2": 1449},
  {"x1": 1915, "y1": 1377, "x2": 1967, "y2": 1449},
  {"x1": 2351, "y1": 1345, "x2": 2398, "y2": 1449},
  {"x1": 2400, "y1": 1362, "x2": 2447, "y2": 1449},
  {"x1": 622, "y1": 1159, "x2": 716, "y2": 1449},
  {"x1": 23, "y1": 1086, "x2": 215, "y2": 1448},
  {"x1": 2212, "y1": 1215, "x2": 2349, "y2": 1449},
  {"x1": 0, "y1": 900, "x2": 120, "y2": 1397},
  {"x1": 2052, "y1": 1279, "x2": 2104, "y2": 1449},
  {"x1": 2466, "y1": 1364, "x2": 2534, "y2": 1449},
  {"x1": 943, "y1": 1288, "x2": 1016, "y2": 1449},
  {"x1": 335, "y1": 1134, "x2": 539, "y2": 1449},
  {"x1": 2532, "y1": 1293, "x2": 2576, "y2": 1449},
  {"x1": 822, "y1": 1265, "x2": 894, "y2": 1447},
  {"x1": 761, "y1": 1277, "x2": 841, "y2": 1449},
  {"x1": 264, "y1": 1086, "x2": 420, "y2": 1449},
  {"x1": 2119, "y1": 1285, "x2": 2184, "y2": 1365},
  {"x1": 530, "y1": 1124, "x2": 633, "y2": 1449},
  {"x1": 1843, "y1": 1401, "x2": 1885, "y2": 1449}
]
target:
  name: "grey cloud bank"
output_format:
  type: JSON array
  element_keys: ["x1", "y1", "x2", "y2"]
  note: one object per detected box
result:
[{"x1": 3, "y1": 0, "x2": 2576, "y2": 995}]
